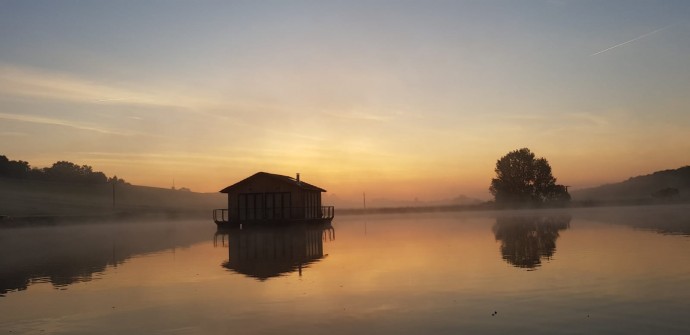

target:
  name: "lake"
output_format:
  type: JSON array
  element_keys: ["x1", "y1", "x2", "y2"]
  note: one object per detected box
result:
[{"x1": 2, "y1": 205, "x2": 690, "y2": 334}]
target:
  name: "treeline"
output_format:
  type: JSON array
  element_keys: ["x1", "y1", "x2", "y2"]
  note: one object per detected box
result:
[{"x1": 0, "y1": 155, "x2": 127, "y2": 184}]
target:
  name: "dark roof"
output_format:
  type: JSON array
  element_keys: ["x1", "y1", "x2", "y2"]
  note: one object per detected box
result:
[{"x1": 219, "y1": 172, "x2": 326, "y2": 193}]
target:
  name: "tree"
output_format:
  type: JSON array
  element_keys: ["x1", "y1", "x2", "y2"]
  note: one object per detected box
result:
[
  {"x1": 44, "y1": 161, "x2": 107, "y2": 184},
  {"x1": 1, "y1": 154, "x2": 115, "y2": 184},
  {"x1": 108, "y1": 175, "x2": 129, "y2": 185},
  {"x1": 44, "y1": 161, "x2": 84, "y2": 183},
  {"x1": 0, "y1": 155, "x2": 8, "y2": 175},
  {"x1": 0, "y1": 155, "x2": 31, "y2": 178},
  {"x1": 489, "y1": 148, "x2": 570, "y2": 206}
]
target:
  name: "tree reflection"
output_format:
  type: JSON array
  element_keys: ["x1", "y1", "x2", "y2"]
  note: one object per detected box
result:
[
  {"x1": 216, "y1": 223, "x2": 335, "y2": 281},
  {"x1": 492, "y1": 214, "x2": 571, "y2": 269},
  {"x1": 0, "y1": 220, "x2": 211, "y2": 297}
]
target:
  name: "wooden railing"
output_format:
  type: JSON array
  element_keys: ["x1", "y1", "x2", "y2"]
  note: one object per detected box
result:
[
  {"x1": 213, "y1": 206, "x2": 334, "y2": 223},
  {"x1": 213, "y1": 209, "x2": 229, "y2": 223},
  {"x1": 321, "y1": 206, "x2": 335, "y2": 219}
]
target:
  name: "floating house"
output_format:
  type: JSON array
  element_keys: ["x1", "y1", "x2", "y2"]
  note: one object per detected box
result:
[{"x1": 213, "y1": 172, "x2": 334, "y2": 227}]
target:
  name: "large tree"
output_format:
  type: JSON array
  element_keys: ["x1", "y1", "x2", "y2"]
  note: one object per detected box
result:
[{"x1": 489, "y1": 148, "x2": 570, "y2": 206}]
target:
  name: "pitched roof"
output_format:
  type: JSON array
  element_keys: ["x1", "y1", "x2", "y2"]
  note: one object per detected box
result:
[{"x1": 219, "y1": 172, "x2": 326, "y2": 193}]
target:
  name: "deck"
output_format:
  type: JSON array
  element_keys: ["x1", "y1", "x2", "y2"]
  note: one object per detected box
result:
[{"x1": 213, "y1": 206, "x2": 335, "y2": 227}]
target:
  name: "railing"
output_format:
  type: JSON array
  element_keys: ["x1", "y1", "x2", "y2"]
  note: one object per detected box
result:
[
  {"x1": 213, "y1": 209, "x2": 229, "y2": 223},
  {"x1": 321, "y1": 206, "x2": 335, "y2": 219},
  {"x1": 213, "y1": 206, "x2": 334, "y2": 223}
]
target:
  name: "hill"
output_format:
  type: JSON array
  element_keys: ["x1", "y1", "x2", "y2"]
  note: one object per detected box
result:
[
  {"x1": 571, "y1": 166, "x2": 690, "y2": 202},
  {"x1": 0, "y1": 177, "x2": 225, "y2": 218}
]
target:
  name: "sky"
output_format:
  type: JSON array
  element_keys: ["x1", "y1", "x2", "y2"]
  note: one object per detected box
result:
[{"x1": 1, "y1": 0, "x2": 689, "y2": 203}]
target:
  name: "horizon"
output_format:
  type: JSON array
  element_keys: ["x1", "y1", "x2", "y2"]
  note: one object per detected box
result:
[
  {"x1": 2, "y1": 1, "x2": 690, "y2": 203},
  {"x1": 3, "y1": 152, "x2": 687, "y2": 207}
]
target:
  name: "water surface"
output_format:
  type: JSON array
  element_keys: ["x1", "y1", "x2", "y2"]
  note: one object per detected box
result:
[{"x1": 1, "y1": 205, "x2": 689, "y2": 334}]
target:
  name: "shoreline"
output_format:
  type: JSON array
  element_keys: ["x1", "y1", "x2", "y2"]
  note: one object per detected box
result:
[
  {"x1": 0, "y1": 209, "x2": 211, "y2": 228},
  {"x1": 3, "y1": 198, "x2": 689, "y2": 228}
]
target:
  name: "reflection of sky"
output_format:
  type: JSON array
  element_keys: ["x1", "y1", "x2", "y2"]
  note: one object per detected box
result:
[
  {"x1": 2, "y1": 1, "x2": 690, "y2": 201},
  {"x1": 2, "y1": 208, "x2": 690, "y2": 334}
]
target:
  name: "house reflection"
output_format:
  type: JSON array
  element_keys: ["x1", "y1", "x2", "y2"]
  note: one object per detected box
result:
[
  {"x1": 215, "y1": 223, "x2": 335, "y2": 281},
  {"x1": 492, "y1": 214, "x2": 571, "y2": 270}
]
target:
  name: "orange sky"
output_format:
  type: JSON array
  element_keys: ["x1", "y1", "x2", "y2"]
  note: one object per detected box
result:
[{"x1": 1, "y1": 2, "x2": 689, "y2": 202}]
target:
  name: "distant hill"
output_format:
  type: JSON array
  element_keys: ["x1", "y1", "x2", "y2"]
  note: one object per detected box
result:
[
  {"x1": 571, "y1": 166, "x2": 690, "y2": 202},
  {"x1": 0, "y1": 177, "x2": 225, "y2": 218}
]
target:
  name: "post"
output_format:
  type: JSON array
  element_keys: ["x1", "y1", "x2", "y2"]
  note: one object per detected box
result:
[{"x1": 112, "y1": 180, "x2": 115, "y2": 209}]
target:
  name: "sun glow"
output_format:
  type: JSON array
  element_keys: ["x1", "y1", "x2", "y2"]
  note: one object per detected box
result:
[{"x1": 1, "y1": 1, "x2": 689, "y2": 204}]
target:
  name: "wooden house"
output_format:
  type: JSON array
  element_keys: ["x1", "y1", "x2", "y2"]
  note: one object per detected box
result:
[{"x1": 213, "y1": 172, "x2": 334, "y2": 227}]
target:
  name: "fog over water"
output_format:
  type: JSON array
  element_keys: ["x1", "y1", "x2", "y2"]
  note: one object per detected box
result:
[{"x1": 1, "y1": 205, "x2": 689, "y2": 334}]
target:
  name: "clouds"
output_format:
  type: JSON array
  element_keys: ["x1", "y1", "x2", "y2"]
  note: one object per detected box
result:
[
  {"x1": 323, "y1": 110, "x2": 396, "y2": 122},
  {"x1": 0, "y1": 111, "x2": 130, "y2": 135},
  {"x1": 0, "y1": 64, "x2": 231, "y2": 114},
  {"x1": 0, "y1": 64, "x2": 159, "y2": 106}
]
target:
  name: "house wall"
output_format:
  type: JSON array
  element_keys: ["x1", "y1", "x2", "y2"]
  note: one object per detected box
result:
[{"x1": 224, "y1": 174, "x2": 322, "y2": 221}]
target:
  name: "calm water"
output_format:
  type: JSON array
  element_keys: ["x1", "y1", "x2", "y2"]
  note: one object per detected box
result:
[{"x1": 1, "y1": 205, "x2": 690, "y2": 334}]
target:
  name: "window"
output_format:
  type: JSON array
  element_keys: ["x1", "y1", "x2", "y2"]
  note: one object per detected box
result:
[{"x1": 238, "y1": 193, "x2": 265, "y2": 221}]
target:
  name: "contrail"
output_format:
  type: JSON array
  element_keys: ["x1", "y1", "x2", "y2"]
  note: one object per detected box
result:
[{"x1": 590, "y1": 25, "x2": 670, "y2": 56}]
